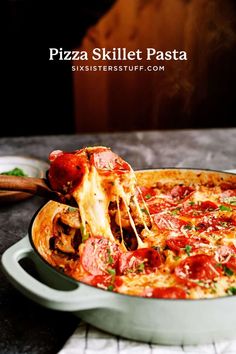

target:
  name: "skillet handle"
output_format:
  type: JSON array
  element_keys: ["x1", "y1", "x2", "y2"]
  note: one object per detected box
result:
[{"x1": 1, "y1": 237, "x2": 115, "y2": 312}]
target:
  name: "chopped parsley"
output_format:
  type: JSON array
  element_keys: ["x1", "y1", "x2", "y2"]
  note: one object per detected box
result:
[
  {"x1": 174, "y1": 256, "x2": 181, "y2": 261},
  {"x1": 80, "y1": 225, "x2": 90, "y2": 242},
  {"x1": 184, "y1": 224, "x2": 193, "y2": 230},
  {"x1": 189, "y1": 201, "x2": 195, "y2": 205},
  {"x1": 171, "y1": 208, "x2": 181, "y2": 215},
  {"x1": 67, "y1": 206, "x2": 77, "y2": 212},
  {"x1": 219, "y1": 205, "x2": 232, "y2": 212},
  {"x1": 145, "y1": 194, "x2": 152, "y2": 199},
  {"x1": 82, "y1": 233, "x2": 89, "y2": 242},
  {"x1": 107, "y1": 268, "x2": 116, "y2": 283},
  {"x1": 227, "y1": 287, "x2": 236, "y2": 295},
  {"x1": 223, "y1": 196, "x2": 236, "y2": 206},
  {"x1": 107, "y1": 249, "x2": 114, "y2": 264},
  {"x1": 137, "y1": 262, "x2": 145, "y2": 272},
  {"x1": 108, "y1": 254, "x2": 114, "y2": 264},
  {"x1": 107, "y1": 285, "x2": 114, "y2": 291},
  {"x1": 229, "y1": 197, "x2": 236, "y2": 206},
  {"x1": 223, "y1": 266, "x2": 234, "y2": 277},
  {"x1": 220, "y1": 221, "x2": 229, "y2": 227},
  {"x1": 194, "y1": 226, "x2": 201, "y2": 231},
  {"x1": 210, "y1": 287, "x2": 217, "y2": 294},
  {"x1": 216, "y1": 263, "x2": 223, "y2": 268},
  {"x1": 0, "y1": 167, "x2": 27, "y2": 176},
  {"x1": 184, "y1": 245, "x2": 192, "y2": 256},
  {"x1": 107, "y1": 268, "x2": 116, "y2": 276},
  {"x1": 141, "y1": 208, "x2": 149, "y2": 215},
  {"x1": 196, "y1": 280, "x2": 210, "y2": 288}
]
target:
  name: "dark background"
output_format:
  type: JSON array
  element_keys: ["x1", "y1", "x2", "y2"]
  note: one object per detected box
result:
[
  {"x1": 6, "y1": 0, "x2": 236, "y2": 137},
  {"x1": 7, "y1": 1, "x2": 115, "y2": 136}
]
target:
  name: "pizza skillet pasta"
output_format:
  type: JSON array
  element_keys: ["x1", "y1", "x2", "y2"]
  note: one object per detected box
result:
[{"x1": 35, "y1": 147, "x2": 236, "y2": 299}]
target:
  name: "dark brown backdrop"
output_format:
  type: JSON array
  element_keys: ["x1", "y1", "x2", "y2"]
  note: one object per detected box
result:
[
  {"x1": 6, "y1": 0, "x2": 236, "y2": 137},
  {"x1": 74, "y1": 0, "x2": 236, "y2": 133}
]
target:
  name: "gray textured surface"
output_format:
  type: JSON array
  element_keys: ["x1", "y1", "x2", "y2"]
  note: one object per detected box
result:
[{"x1": 0, "y1": 129, "x2": 235, "y2": 354}]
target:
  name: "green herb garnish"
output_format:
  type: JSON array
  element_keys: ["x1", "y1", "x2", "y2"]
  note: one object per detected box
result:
[
  {"x1": 185, "y1": 245, "x2": 192, "y2": 256},
  {"x1": 224, "y1": 266, "x2": 234, "y2": 276},
  {"x1": 227, "y1": 287, "x2": 236, "y2": 295},
  {"x1": 67, "y1": 206, "x2": 77, "y2": 212},
  {"x1": 189, "y1": 201, "x2": 195, "y2": 205},
  {"x1": 184, "y1": 224, "x2": 192, "y2": 230},
  {"x1": 82, "y1": 233, "x2": 89, "y2": 242},
  {"x1": 171, "y1": 208, "x2": 181, "y2": 215},
  {"x1": 108, "y1": 255, "x2": 114, "y2": 264},
  {"x1": 229, "y1": 197, "x2": 236, "y2": 206},
  {"x1": 210, "y1": 287, "x2": 217, "y2": 294},
  {"x1": 220, "y1": 221, "x2": 229, "y2": 227},
  {"x1": 223, "y1": 196, "x2": 236, "y2": 206},
  {"x1": 216, "y1": 263, "x2": 223, "y2": 268},
  {"x1": 107, "y1": 248, "x2": 114, "y2": 264},
  {"x1": 141, "y1": 208, "x2": 149, "y2": 215},
  {"x1": 107, "y1": 268, "x2": 116, "y2": 276},
  {"x1": 174, "y1": 256, "x2": 181, "y2": 261},
  {"x1": 107, "y1": 269, "x2": 116, "y2": 283},
  {"x1": 137, "y1": 262, "x2": 145, "y2": 272},
  {"x1": 0, "y1": 167, "x2": 27, "y2": 176},
  {"x1": 80, "y1": 225, "x2": 89, "y2": 242},
  {"x1": 194, "y1": 226, "x2": 201, "y2": 231},
  {"x1": 145, "y1": 194, "x2": 152, "y2": 199},
  {"x1": 219, "y1": 205, "x2": 232, "y2": 212},
  {"x1": 107, "y1": 285, "x2": 114, "y2": 291}
]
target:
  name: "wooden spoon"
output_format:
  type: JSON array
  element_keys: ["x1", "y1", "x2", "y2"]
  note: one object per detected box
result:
[{"x1": 0, "y1": 175, "x2": 63, "y2": 203}]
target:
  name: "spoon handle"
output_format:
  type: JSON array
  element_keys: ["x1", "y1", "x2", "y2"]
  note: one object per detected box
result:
[{"x1": 0, "y1": 175, "x2": 56, "y2": 199}]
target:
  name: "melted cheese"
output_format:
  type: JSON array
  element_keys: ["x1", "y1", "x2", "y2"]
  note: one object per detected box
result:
[
  {"x1": 72, "y1": 161, "x2": 148, "y2": 248},
  {"x1": 72, "y1": 165, "x2": 114, "y2": 240}
]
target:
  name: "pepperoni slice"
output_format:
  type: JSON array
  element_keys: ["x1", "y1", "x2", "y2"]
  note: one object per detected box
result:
[
  {"x1": 166, "y1": 236, "x2": 191, "y2": 252},
  {"x1": 166, "y1": 236, "x2": 209, "y2": 252},
  {"x1": 153, "y1": 214, "x2": 190, "y2": 231},
  {"x1": 90, "y1": 148, "x2": 131, "y2": 174},
  {"x1": 181, "y1": 201, "x2": 218, "y2": 218},
  {"x1": 175, "y1": 254, "x2": 221, "y2": 286},
  {"x1": 220, "y1": 189, "x2": 236, "y2": 206},
  {"x1": 48, "y1": 150, "x2": 87, "y2": 193},
  {"x1": 213, "y1": 217, "x2": 236, "y2": 228},
  {"x1": 148, "y1": 201, "x2": 173, "y2": 215},
  {"x1": 196, "y1": 216, "x2": 236, "y2": 232},
  {"x1": 227, "y1": 255, "x2": 236, "y2": 271},
  {"x1": 170, "y1": 185, "x2": 194, "y2": 202},
  {"x1": 118, "y1": 248, "x2": 162, "y2": 275},
  {"x1": 149, "y1": 286, "x2": 186, "y2": 299},
  {"x1": 48, "y1": 147, "x2": 132, "y2": 193},
  {"x1": 81, "y1": 274, "x2": 123, "y2": 291},
  {"x1": 220, "y1": 182, "x2": 236, "y2": 191},
  {"x1": 215, "y1": 245, "x2": 236, "y2": 271},
  {"x1": 136, "y1": 187, "x2": 157, "y2": 202},
  {"x1": 81, "y1": 237, "x2": 121, "y2": 275},
  {"x1": 221, "y1": 189, "x2": 236, "y2": 198}
]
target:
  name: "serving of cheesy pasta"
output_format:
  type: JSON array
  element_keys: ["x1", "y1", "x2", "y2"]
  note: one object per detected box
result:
[{"x1": 32, "y1": 147, "x2": 236, "y2": 299}]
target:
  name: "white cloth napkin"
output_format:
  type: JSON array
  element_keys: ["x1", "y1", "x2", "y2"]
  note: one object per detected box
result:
[
  {"x1": 58, "y1": 169, "x2": 236, "y2": 354},
  {"x1": 58, "y1": 321, "x2": 236, "y2": 354}
]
